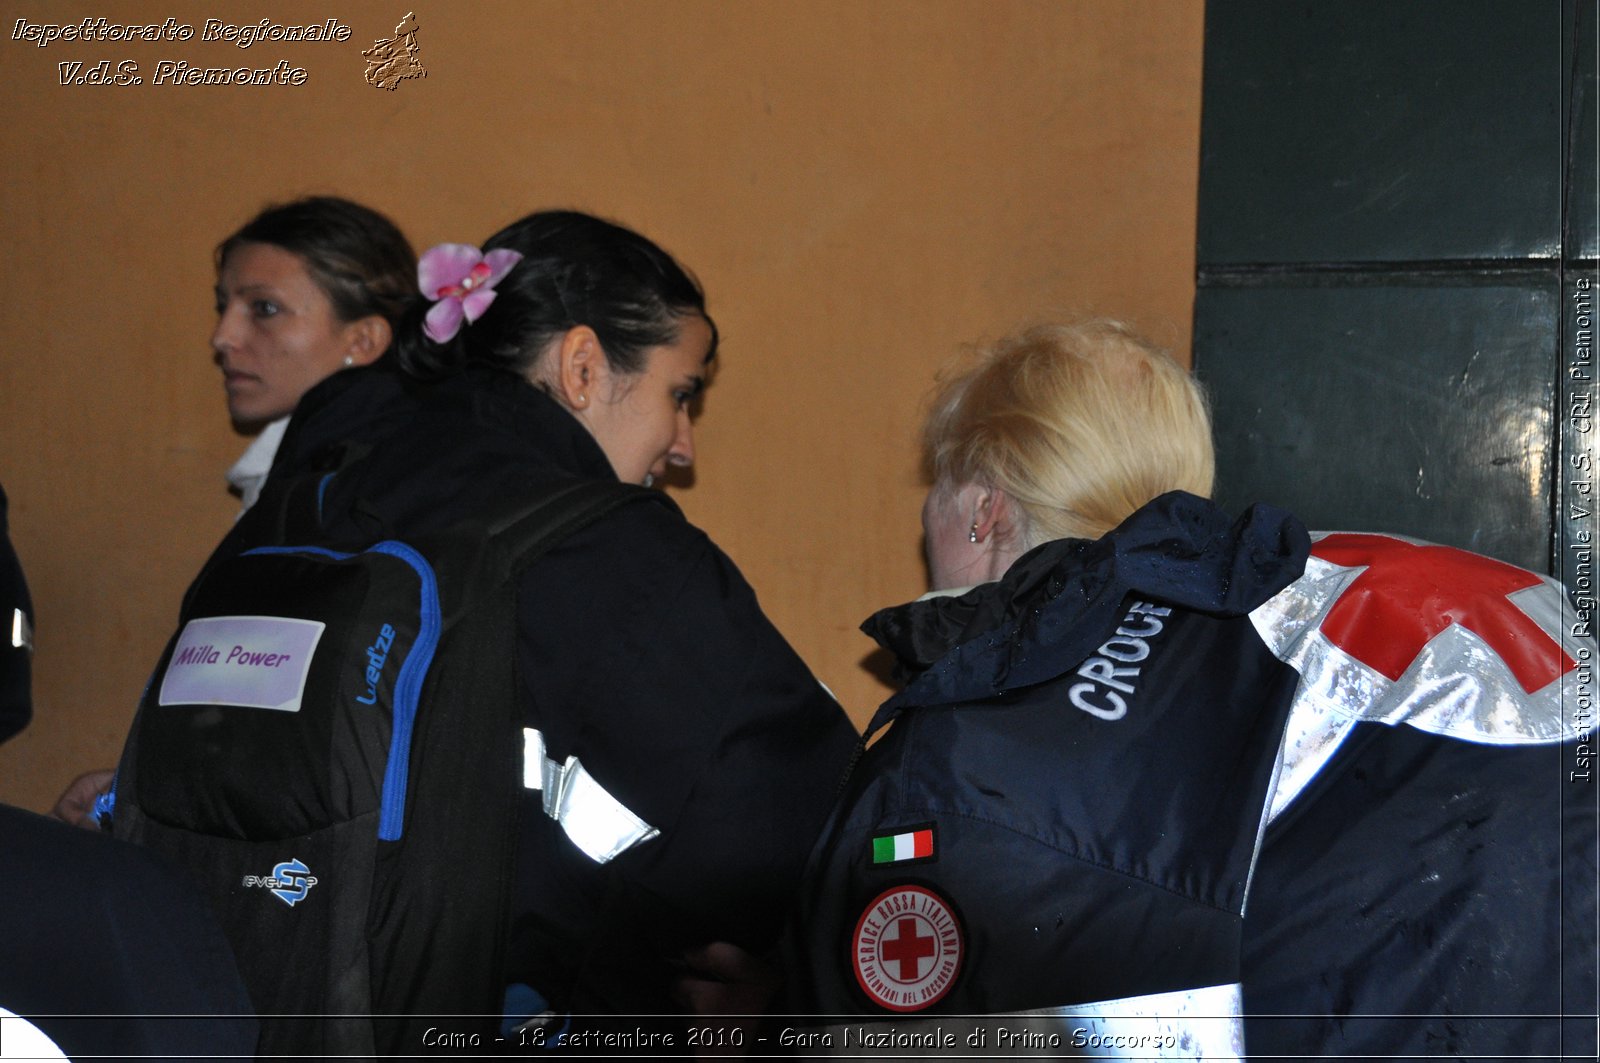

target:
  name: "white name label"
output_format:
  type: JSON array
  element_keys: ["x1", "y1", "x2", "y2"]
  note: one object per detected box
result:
[{"x1": 158, "y1": 615, "x2": 324, "y2": 712}]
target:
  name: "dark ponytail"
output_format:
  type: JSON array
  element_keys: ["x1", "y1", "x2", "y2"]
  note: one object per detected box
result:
[{"x1": 396, "y1": 210, "x2": 717, "y2": 381}]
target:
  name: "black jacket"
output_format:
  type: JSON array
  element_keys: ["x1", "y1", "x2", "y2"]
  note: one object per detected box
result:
[
  {"x1": 0, "y1": 485, "x2": 31, "y2": 743},
  {"x1": 0, "y1": 803, "x2": 258, "y2": 1059},
  {"x1": 220, "y1": 364, "x2": 860, "y2": 1020}
]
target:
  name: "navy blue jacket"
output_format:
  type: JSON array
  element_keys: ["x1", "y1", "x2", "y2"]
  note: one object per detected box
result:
[
  {"x1": 789, "y1": 495, "x2": 1309, "y2": 1019},
  {"x1": 790, "y1": 503, "x2": 1595, "y2": 1060}
]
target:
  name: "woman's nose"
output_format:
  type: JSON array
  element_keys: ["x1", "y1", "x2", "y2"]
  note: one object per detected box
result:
[
  {"x1": 210, "y1": 308, "x2": 240, "y2": 358},
  {"x1": 668, "y1": 410, "x2": 695, "y2": 467}
]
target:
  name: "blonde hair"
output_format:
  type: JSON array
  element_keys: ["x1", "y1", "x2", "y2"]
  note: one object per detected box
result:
[{"x1": 923, "y1": 320, "x2": 1215, "y2": 547}]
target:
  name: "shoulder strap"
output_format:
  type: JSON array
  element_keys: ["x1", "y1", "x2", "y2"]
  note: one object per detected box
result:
[
  {"x1": 181, "y1": 440, "x2": 375, "y2": 615},
  {"x1": 487, "y1": 480, "x2": 671, "y2": 563},
  {"x1": 368, "y1": 476, "x2": 673, "y2": 1052}
]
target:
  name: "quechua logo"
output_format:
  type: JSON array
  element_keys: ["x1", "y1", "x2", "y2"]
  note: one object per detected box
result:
[{"x1": 242, "y1": 857, "x2": 319, "y2": 907}]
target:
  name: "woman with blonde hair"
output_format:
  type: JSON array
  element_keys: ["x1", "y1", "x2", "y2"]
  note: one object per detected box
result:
[
  {"x1": 917, "y1": 320, "x2": 1216, "y2": 584},
  {"x1": 790, "y1": 320, "x2": 1307, "y2": 1052},
  {"x1": 788, "y1": 320, "x2": 1589, "y2": 1060}
]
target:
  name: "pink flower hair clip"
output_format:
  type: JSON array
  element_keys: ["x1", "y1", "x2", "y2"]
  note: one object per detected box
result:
[{"x1": 418, "y1": 243, "x2": 524, "y2": 343}]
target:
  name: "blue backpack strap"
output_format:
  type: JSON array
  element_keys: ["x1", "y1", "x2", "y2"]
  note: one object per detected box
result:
[{"x1": 364, "y1": 477, "x2": 667, "y2": 1055}]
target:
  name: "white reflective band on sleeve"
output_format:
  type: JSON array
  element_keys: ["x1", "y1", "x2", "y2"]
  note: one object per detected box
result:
[
  {"x1": 803, "y1": 983, "x2": 1242, "y2": 1059},
  {"x1": 1025, "y1": 982, "x2": 1243, "y2": 1059},
  {"x1": 522, "y1": 728, "x2": 660, "y2": 864},
  {"x1": 523, "y1": 727, "x2": 546, "y2": 790},
  {"x1": 11, "y1": 607, "x2": 31, "y2": 652}
]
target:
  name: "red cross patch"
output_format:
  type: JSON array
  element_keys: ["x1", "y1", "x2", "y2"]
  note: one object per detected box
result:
[
  {"x1": 1310, "y1": 533, "x2": 1575, "y2": 694},
  {"x1": 851, "y1": 885, "x2": 963, "y2": 1012}
]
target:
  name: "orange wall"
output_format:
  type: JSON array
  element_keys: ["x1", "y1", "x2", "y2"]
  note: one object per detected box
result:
[{"x1": 0, "y1": 0, "x2": 1204, "y2": 811}]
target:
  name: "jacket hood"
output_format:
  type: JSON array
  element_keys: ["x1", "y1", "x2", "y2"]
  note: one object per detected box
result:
[
  {"x1": 265, "y1": 363, "x2": 619, "y2": 541},
  {"x1": 270, "y1": 359, "x2": 422, "y2": 479},
  {"x1": 862, "y1": 491, "x2": 1308, "y2": 733}
]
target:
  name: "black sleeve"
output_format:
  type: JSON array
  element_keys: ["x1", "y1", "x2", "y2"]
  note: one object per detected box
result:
[
  {"x1": 0, "y1": 484, "x2": 33, "y2": 744},
  {"x1": 508, "y1": 500, "x2": 859, "y2": 1011},
  {"x1": 0, "y1": 803, "x2": 258, "y2": 1057}
]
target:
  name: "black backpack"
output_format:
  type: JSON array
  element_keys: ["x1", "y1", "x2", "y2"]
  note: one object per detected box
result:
[{"x1": 108, "y1": 476, "x2": 656, "y2": 1057}]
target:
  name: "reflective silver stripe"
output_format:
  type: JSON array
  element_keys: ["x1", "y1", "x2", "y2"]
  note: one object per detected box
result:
[
  {"x1": 521, "y1": 728, "x2": 660, "y2": 864},
  {"x1": 1241, "y1": 730, "x2": 1288, "y2": 916},
  {"x1": 1260, "y1": 680, "x2": 1361, "y2": 824},
  {"x1": 1029, "y1": 982, "x2": 1244, "y2": 1059},
  {"x1": 801, "y1": 984, "x2": 1242, "y2": 1059},
  {"x1": 1250, "y1": 537, "x2": 1592, "y2": 821},
  {"x1": 11, "y1": 607, "x2": 31, "y2": 652}
]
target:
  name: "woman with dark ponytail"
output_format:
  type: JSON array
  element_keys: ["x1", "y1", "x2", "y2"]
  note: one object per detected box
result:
[
  {"x1": 399, "y1": 211, "x2": 715, "y2": 382},
  {"x1": 384, "y1": 210, "x2": 720, "y2": 489},
  {"x1": 137, "y1": 208, "x2": 857, "y2": 1049}
]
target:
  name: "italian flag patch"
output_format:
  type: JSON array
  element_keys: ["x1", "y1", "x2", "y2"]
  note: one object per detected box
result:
[{"x1": 871, "y1": 826, "x2": 934, "y2": 864}]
